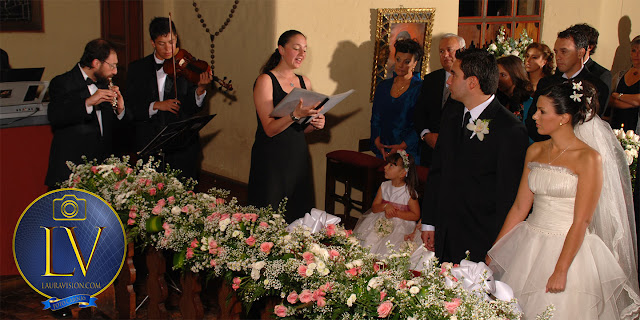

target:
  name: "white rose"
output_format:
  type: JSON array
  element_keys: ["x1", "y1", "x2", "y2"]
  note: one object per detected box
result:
[
  {"x1": 346, "y1": 294, "x2": 357, "y2": 307},
  {"x1": 625, "y1": 150, "x2": 634, "y2": 165},
  {"x1": 219, "y1": 218, "x2": 231, "y2": 231},
  {"x1": 511, "y1": 50, "x2": 519, "y2": 57},
  {"x1": 409, "y1": 286, "x2": 420, "y2": 294},
  {"x1": 408, "y1": 317, "x2": 417, "y2": 320},
  {"x1": 305, "y1": 267, "x2": 314, "y2": 277},
  {"x1": 407, "y1": 280, "x2": 415, "y2": 287},
  {"x1": 367, "y1": 277, "x2": 383, "y2": 290},
  {"x1": 232, "y1": 230, "x2": 242, "y2": 238},
  {"x1": 353, "y1": 259, "x2": 363, "y2": 267},
  {"x1": 345, "y1": 262, "x2": 353, "y2": 269},
  {"x1": 617, "y1": 130, "x2": 626, "y2": 140},
  {"x1": 171, "y1": 206, "x2": 181, "y2": 215},
  {"x1": 200, "y1": 244, "x2": 207, "y2": 251},
  {"x1": 627, "y1": 130, "x2": 636, "y2": 139},
  {"x1": 307, "y1": 262, "x2": 317, "y2": 270},
  {"x1": 253, "y1": 261, "x2": 266, "y2": 270},
  {"x1": 251, "y1": 268, "x2": 261, "y2": 280},
  {"x1": 451, "y1": 316, "x2": 458, "y2": 320},
  {"x1": 317, "y1": 261, "x2": 326, "y2": 269},
  {"x1": 488, "y1": 43, "x2": 497, "y2": 51},
  {"x1": 319, "y1": 267, "x2": 330, "y2": 276}
]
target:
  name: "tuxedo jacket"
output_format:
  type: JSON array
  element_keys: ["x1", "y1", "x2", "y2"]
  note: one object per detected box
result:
[
  {"x1": 421, "y1": 97, "x2": 528, "y2": 262},
  {"x1": 413, "y1": 68, "x2": 464, "y2": 167},
  {"x1": 125, "y1": 54, "x2": 202, "y2": 179},
  {"x1": 45, "y1": 65, "x2": 128, "y2": 187},
  {"x1": 585, "y1": 58, "x2": 612, "y2": 115},
  {"x1": 525, "y1": 67, "x2": 610, "y2": 142}
]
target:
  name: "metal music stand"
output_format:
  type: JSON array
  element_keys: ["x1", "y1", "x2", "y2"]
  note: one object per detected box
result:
[{"x1": 138, "y1": 114, "x2": 216, "y2": 171}]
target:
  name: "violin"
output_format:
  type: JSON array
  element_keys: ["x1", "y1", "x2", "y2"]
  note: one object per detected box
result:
[{"x1": 162, "y1": 48, "x2": 233, "y2": 92}]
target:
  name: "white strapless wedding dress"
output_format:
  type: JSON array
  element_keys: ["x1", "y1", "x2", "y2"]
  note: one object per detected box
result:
[{"x1": 489, "y1": 162, "x2": 628, "y2": 319}]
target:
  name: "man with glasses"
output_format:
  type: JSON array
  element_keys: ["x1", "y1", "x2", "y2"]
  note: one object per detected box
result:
[
  {"x1": 126, "y1": 17, "x2": 212, "y2": 181},
  {"x1": 45, "y1": 38, "x2": 128, "y2": 189},
  {"x1": 413, "y1": 33, "x2": 466, "y2": 167}
]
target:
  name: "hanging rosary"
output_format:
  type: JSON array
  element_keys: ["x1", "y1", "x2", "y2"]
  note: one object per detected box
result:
[{"x1": 192, "y1": 0, "x2": 239, "y2": 75}]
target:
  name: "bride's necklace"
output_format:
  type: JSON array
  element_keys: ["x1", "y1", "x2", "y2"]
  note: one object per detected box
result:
[{"x1": 548, "y1": 138, "x2": 576, "y2": 164}]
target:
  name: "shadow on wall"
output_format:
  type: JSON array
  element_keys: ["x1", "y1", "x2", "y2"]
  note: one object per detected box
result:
[
  {"x1": 611, "y1": 16, "x2": 633, "y2": 81},
  {"x1": 305, "y1": 40, "x2": 372, "y2": 148}
]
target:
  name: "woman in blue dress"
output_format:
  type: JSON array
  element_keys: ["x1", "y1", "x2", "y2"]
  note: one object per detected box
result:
[{"x1": 371, "y1": 39, "x2": 423, "y2": 164}]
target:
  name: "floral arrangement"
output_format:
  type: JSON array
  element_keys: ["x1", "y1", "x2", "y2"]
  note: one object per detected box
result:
[
  {"x1": 62, "y1": 156, "x2": 554, "y2": 320},
  {"x1": 487, "y1": 26, "x2": 533, "y2": 61},
  {"x1": 374, "y1": 217, "x2": 394, "y2": 238},
  {"x1": 613, "y1": 128, "x2": 639, "y2": 190}
]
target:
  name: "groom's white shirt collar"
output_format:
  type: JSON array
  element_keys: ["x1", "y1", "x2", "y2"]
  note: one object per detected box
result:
[{"x1": 463, "y1": 94, "x2": 495, "y2": 126}]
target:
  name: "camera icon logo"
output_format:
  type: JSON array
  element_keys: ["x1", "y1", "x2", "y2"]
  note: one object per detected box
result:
[{"x1": 53, "y1": 194, "x2": 87, "y2": 221}]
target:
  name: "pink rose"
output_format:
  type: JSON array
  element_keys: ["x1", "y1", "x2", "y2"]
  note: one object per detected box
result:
[
  {"x1": 114, "y1": 180, "x2": 122, "y2": 191},
  {"x1": 380, "y1": 290, "x2": 387, "y2": 301},
  {"x1": 444, "y1": 298, "x2": 461, "y2": 314},
  {"x1": 216, "y1": 198, "x2": 225, "y2": 204},
  {"x1": 260, "y1": 242, "x2": 274, "y2": 254},
  {"x1": 157, "y1": 183, "x2": 164, "y2": 190},
  {"x1": 274, "y1": 304, "x2": 287, "y2": 317},
  {"x1": 221, "y1": 213, "x2": 230, "y2": 221},
  {"x1": 398, "y1": 280, "x2": 407, "y2": 290},
  {"x1": 377, "y1": 301, "x2": 393, "y2": 318},
  {"x1": 190, "y1": 238, "x2": 199, "y2": 248},
  {"x1": 246, "y1": 213, "x2": 258, "y2": 222},
  {"x1": 329, "y1": 249, "x2": 340, "y2": 259},
  {"x1": 287, "y1": 291, "x2": 298, "y2": 304},
  {"x1": 302, "y1": 252, "x2": 314, "y2": 263},
  {"x1": 126, "y1": 167, "x2": 133, "y2": 174},
  {"x1": 312, "y1": 289, "x2": 326, "y2": 301},
  {"x1": 298, "y1": 290, "x2": 313, "y2": 303},
  {"x1": 113, "y1": 167, "x2": 121, "y2": 174},
  {"x1": 232, "y1": 277, "x2": 241, "y2": 291},
  {"x1": 209, "y1": 239, "x2": 218, "y2": 249},
  {"x1": 259, "y1": 221, "x2": 269, "y2": 228},
  {"x1": 148, "y1": 187, "x2": 156, "y2": 196},
  {"x1": 145, "y1": 179, "x2": 151, "y2": 186},
  {"x1": 187, "y1": 190, "x2": 195, "y2": 195},
  {"x1": 167, "y1": 196, "x2": 175, "y2": 204},
  {"x1": 345, "y1": 230, "x2": 353, "y2": 237},
  {"x1": 345, "y1": 267, "x2": 360, "y2": 277},
  {"x1": 152, "y1": 205, "x2": 162, "y2": 215},
  {"x1": 316, "y1": 296, "x2": 326, "y2": 307},
  {"x1": 245, "y1": 236, "x2": 256, "y2": 246},
  {"x1": 298, "y1": 265, "x2": 308, "y2": 277},
  {"x1": 128, "y1": 211, "x2": 137, "y2": 219},
  {"x1": 127, "y1": 218, "x2": 135, "y2": 225},
  {"x1": 182, "y1": 205, "x2": 190, "y2": 213},
  {"x1": 91, "y1": 166, "x2": 98, "y2": 174},
  {"x1": 210, "y1": 259, "x2": 216, "y2": 267},
  {"x1": 186, "y1": 247, "x2": 194, "y2": 259},
  {"x1": 157, "y1": 198, "x2": 166, "y2": 207},
  {"x1": 232, "y1": 213, "x2": 244, "y2": 222},
  {"x1": 326, "y1": 224, "x2": 336, "y2": 236}
]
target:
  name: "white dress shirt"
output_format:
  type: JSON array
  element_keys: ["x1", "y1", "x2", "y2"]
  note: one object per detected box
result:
[{"x1": 80, "y1": 64, "x2": 125, "y2": 136}]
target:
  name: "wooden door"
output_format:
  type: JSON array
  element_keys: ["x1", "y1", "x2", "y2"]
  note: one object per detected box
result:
[{"x1": 100, "y1": 0, "x2": 143, "y2": 87}]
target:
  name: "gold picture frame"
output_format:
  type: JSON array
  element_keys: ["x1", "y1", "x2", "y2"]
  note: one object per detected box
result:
[{"x1": 370, "y1": 8, "x2": 435, "y2": 102}]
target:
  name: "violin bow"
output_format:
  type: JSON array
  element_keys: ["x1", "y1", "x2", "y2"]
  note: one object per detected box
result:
[{"x1": 169, "y1": 12, "x2": 178, "y2": 99}]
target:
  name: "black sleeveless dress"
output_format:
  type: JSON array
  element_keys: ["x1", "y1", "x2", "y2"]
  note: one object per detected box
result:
[
  {"x1": 611, "y1": 76, "x2": 640, "y2": 130},
  {"x1": 248, "y1": 72, "x2": 313, "y2": 223}
]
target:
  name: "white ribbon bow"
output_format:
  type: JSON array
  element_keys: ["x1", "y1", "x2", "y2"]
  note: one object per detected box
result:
[
  {"x1": 409, "y1": 245, "x2": 436, "y2": 272},
  {"x1": 286, "y1": 208, "x2": 341, "y2": 233},
  {"x1": 448, "y1": 260, "x2": 521, "y2": 312}
]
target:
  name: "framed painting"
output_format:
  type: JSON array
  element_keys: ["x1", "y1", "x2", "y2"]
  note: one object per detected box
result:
[
  {"x1": 370, "y1": 8, "x2": 435, "y2": 102},
  {"x1": 0, "y1": 0, "x2": 44, "y2": 32}
]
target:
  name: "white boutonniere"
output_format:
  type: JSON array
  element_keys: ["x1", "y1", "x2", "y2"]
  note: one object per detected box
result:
[{"x1": 466, "y1": 119, "x2": 491, "y2": 141}]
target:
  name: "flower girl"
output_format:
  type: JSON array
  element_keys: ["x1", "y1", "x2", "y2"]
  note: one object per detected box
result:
[{"x1": 353, "y1": 150, "x2": 420, "y2": 257}]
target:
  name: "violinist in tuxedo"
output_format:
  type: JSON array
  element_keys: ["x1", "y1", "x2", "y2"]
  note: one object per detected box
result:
[
  {"x1": 45, "y1": 39, "x2": 127, "y2": 189},
  {"x1": 126, "y1": 17, "x2": 212, "y2": 180},
  {"x1": 421, "y1": 49, "x2": 528, "y2": 263}
]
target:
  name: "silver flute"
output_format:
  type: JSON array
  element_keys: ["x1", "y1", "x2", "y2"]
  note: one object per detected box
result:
[{"x1": 108, "y1": 78, "x2": 118, "y2": 109}]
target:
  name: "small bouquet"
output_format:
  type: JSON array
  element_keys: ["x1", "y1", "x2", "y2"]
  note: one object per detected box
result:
[
  {"x1": 613, "y1": 128, "x2": 640, "y2": 190},
  {"x1": 487, "y1": 26, "x2": 533, "y2": 61},
  {"x1": 374, "y1": 217, "x2": 394, "y2": 237}
]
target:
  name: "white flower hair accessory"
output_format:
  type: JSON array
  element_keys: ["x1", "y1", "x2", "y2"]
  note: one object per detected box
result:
[
  {"x1": 466, "y1": 119, "x2": 491, "y2": 141},
  {"x1": 397, "y1": 149, "x2": 410, "y2": 173}
]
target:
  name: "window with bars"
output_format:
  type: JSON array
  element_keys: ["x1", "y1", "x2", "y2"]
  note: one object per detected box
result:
[{"x1": 458, "y1": 0, "x2": 543, "y2": 49}]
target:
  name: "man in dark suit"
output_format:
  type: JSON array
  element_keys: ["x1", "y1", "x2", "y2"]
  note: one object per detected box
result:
[
  {"x1": 126, "y1": 17, "x2": 211, "y2": 180},
  {"x1": 525, "y1": 27, "x2": 610, "y2": 142},
  {"x1": 569, "y1": 23, "x2": 612, "y2": 115},
  {"x1": 414, "y1": 34, "x2": 466, "y2": 167},
  {"x1": 45, "y1": 39, "x2": 127, "y2": 189},
  {"x1": 421, "y1": 49, "x2": 528, "y2": 263}
]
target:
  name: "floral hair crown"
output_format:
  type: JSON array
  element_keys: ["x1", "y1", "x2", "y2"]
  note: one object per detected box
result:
[
  {"x1": 569, "y1": 80, "x2": 592, "y2": 105},
  {"x1": 397, "y1": 149, "x2": 410, "y2": 173}
]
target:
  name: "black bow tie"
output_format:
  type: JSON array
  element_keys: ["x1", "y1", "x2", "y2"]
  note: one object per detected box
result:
[
  {"x1": 85, "y1": 77, "x2": 96, "y2": 86},
  {"x1": 155, "y1": 62, "x2": 164, "y2": 71}
]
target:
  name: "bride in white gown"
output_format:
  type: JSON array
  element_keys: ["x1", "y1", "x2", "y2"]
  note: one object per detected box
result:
[{"x1": 488, "y1": 80, "x2": 640, "y2": 319}]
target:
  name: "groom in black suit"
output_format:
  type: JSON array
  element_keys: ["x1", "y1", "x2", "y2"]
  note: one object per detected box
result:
[
  {"x1": 126, "y1": 17, "x2": 211, "y2": 180},
  {"x1": 421, "y1": 49, "x2": 528, "y2": 263},
  {"x1": 45, "y1": 39, "x2": 128, "y2": 189}
]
